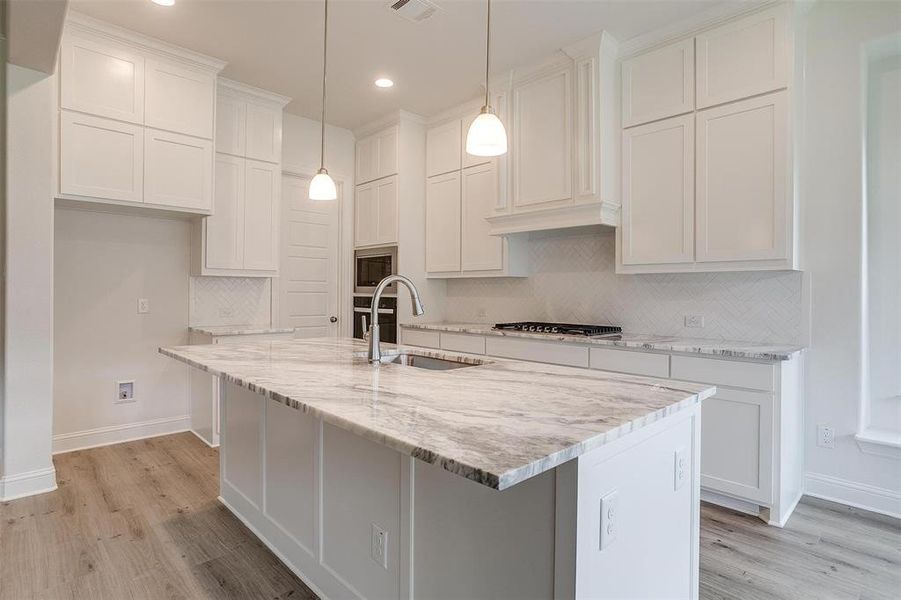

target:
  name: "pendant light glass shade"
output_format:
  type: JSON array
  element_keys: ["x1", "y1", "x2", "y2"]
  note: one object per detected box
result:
[
  {"x1": 466, "y1": 0, "x2": 507, "y2": 158},
  {"x1": 309, "y1": 168, "x2": 337, "y2": 201},
  {"x1": 466, "y1": 107, "x2": 507, "y2": 157}
]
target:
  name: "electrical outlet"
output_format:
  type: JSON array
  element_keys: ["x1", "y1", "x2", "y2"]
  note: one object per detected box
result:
[
  {"x1": 674, "y1": 447, "x2": 687, "y2": 490},
  {"x1": 684, "y1": 315, "x2": 704, "y2": 328},
  {"x1": 137, "y1": 298, "x2": 150, "y2": 314},
  {"x1": 117, "y1": 380, "x2": 135, "y2": 403},
  {"x1": 370, "y1": 523, "x2": 388, "y2": 570},
  {"x1": 599, "y1": 490, "x2": 618, "y2": 550},
  {"x1": 817, "y1": 424, "x2": 835, "y2": 449}
]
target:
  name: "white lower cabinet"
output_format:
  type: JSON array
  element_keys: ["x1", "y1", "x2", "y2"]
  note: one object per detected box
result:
[
  {"x1": 144, "y1": 128, "x2": 213, "y2": 210},
  {"x1": 400, "y1": 325, "x2": 802, "y2": 526},
  {"x1": 60, "y1": 111, "x2": 144, "y2": 202}
]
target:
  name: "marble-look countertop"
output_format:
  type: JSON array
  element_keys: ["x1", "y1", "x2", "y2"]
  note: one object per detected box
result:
[
  {"x1": 189, "y1": 325, "x2": 296, "y2": 337},
  {"x1": 160, "y1": 338, "x2": 714, "y2": 491},
  {"x1": 401, "y1": 322, "x2": 804, "y2": 361}
]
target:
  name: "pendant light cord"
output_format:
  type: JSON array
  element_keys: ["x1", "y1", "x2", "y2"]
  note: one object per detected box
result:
[
  {"x1": 319, "y1": 0, "x2": 329, "y2": 171},
  {"x1": 484, "y1": 0, "x2": 491, "y2": 107}
]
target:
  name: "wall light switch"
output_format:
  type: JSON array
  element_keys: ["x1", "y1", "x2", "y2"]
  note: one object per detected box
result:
[
  {"x1": 370, "y1": 523, "x2": 388, "y2": 570},
  {"x1": 137, "y1": 298, "x2": 150, "y2": 314},
  {"x1": 599, "y1": 490, "x2": 618, "y2": 550}
]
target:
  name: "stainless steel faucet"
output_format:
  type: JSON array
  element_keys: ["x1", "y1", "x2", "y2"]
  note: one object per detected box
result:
[{"x1": 368, "y1": 274, "x2": 424, "y2": 363}]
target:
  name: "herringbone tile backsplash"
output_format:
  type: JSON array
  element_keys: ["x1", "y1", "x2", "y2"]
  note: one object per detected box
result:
[
  {"x1": 190, "y1": 276, "x2": 271, "y2": 327},
  {"x1": 446, "y1": 228, "x2": 804, "y2": 344}
]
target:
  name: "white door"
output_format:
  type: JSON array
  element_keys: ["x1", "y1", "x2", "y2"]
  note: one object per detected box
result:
[
  {"x1": 696, "y1": 91, "x2": 788, "y2": 262},
  {"x1": 279, "y1": 174, "x2": 340, "y2": 339},
  {"x1": 425, "y1": 172, "x2": 461, "y2": 273},
  {"x1": 621, "y1": 114, "x2": 694, "y2": 265},
  {"x1": 461, "y1": 163, "x2": 503, "y2": 272}
]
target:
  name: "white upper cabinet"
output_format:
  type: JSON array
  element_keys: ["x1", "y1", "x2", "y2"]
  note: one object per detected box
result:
[
  {"x1": 60, "y1": 111, "x2": 144, "y2": 202},
  {"x1": 512, "y1": 64, "x2": 572, "y2": 210},
  {"x1": 144, "y1": 128, "x2": 213, "y2": 210},
  {"x1": 245, "y1": 102, "x2": 282, "y2": 163},
  {"x1": 425, "y1": 172, "x2": 462, "y2": 273},
  {"x1": 60, "y1": 35, "x2": 145, "y2": 124},
  {"x1": 355, "y1": 126, "x2": 399, "y2": 184},
  {"x1": 621, "y1": 114, "x2": 694, "y2": 266},
  {"x1": 461, "y1": 163, "x2": 504, "y2": 272},
  {"x1": 145, "y1": 59, "x2": 216, "y2": 139},
  {"x1": 216, "y1": 94, "x2": 247, "y2": 156},
  {"x1": 206, "y1": 154, "x2": 245, "y2": 270},
  {"x1": 426, "y1": 120, "x2": 462, "y2": 177},
  {"x1": 242, "y1": 160, "x2": 279, "y2": 271},
  {"x1": 696, "y1": 91, "x2": 788, "y2": 263},
  {"x1": 696, "y1": 5, "x2": 788, "y2": 109},
  {"x1": 622, "y1": 38, "x2": 694, "y2": 127},
  {"x1": 354, "y1": 175, "x2": 398, "y2": 248}
]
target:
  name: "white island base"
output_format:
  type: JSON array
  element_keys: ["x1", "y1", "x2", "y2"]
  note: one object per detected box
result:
[{"x1": 218, "y1": 380, "x2": 701, "y2": 600}]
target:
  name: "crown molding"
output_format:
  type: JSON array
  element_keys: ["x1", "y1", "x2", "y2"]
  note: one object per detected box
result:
[
  {"x1": 65, "y1": 10, "x2": 227, "y2": 72},
  {"x1": 218, "y1": 77, "x2": 291, "y2": 108},
  {"x1": 353, "y1": 109, "x2": 426, "y2": 139},
  {"x1": 618, "y1": 0, "x2": 783, "y2": 59}
]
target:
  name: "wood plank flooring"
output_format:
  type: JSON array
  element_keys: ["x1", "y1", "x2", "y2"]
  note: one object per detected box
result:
[{"x1": 1, "y1": 432, "x2": 898, "y2": 599}]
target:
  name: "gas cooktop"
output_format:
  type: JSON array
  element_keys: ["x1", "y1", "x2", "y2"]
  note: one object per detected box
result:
[{"x1": 493, "y1": 322, "x2": 622, "y2": 337}]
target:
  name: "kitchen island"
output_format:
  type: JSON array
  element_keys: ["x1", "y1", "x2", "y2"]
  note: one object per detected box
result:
[{"x1": 161, "y1": 337, "x2": 715, "y2": 600}]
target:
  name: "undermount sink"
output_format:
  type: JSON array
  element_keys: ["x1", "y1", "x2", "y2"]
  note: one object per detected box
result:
[{"x1": 355, "y1": 351, "x2": 484, "y2": 371}]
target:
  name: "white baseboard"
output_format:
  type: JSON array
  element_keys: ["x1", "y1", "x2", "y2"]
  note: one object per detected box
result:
[
  {"x1": 53, "y1": 415, "x2": 191, "y2": 454},
  {"x1": 804, "y1": 472, "x2": 901, "y2": 519},
  {"x1": 701, "y1": 488, "x2": 762, "y2": 517},
  {"x1": 0, "y1": 466, "x2": 58, "y2": 501}
]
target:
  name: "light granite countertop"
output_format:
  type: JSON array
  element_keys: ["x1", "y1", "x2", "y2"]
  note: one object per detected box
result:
[
  {"x1": 401, "y1": 322, "x2": 804, "y2": 361},
  {"x1": 189, "y1": 325, "x2": 296, "y2": 337},
  {"x1": 160, "y1": 337, "x2": 714, "y2": 490}
]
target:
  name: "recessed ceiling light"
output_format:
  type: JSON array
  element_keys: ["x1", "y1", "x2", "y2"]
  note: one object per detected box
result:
[
  {"x1": 151, "y1": 0, "x2": 175, "y2": 6},
  {"x1": 374, "y1": 78, "x2": 394, "y2": 89}
]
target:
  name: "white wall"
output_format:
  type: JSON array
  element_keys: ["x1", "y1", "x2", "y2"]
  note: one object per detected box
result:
[
  {"x1": 800, "y1": 0, "x2": 901, "y2": 516},
  {"x1": 1, "y1": 65, "x2": 56, "y2": 500},
  {"x1": 53, "y1": 208, "x2": 191, "y2": 452}
]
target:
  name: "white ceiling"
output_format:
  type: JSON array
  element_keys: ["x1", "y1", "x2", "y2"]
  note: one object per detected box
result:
[{"x1": 69, "y1": 0, "x2": 737, "y2": 130}]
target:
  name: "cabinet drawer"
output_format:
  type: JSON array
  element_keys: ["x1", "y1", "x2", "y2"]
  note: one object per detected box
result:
[
  {"x1": 402, "y1": 329, "x2": 440, "y2": 349},
  {"x1": 440, "y1": 333, "x2": 485, "y2": 355},
  {"x1": 589, "y1": 347, "x2": 669, "y2": 378},
  {"x1": 671, "y1": 355, "x2": 774, "y2": 391},
  {"x1": 485, "y1": 337, "x2": 588, "y2": 368}
]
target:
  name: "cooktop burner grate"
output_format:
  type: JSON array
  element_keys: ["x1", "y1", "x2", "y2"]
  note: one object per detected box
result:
[{"x1": 492, "y1": 322, "x2": 622, "y2": 336}]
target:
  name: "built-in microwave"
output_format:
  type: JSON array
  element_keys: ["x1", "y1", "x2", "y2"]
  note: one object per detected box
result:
[{"x1": 354, "y1": 246, "x2": 397, "y2": 294}]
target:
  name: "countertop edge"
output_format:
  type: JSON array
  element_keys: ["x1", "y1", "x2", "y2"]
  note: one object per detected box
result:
[
  {"x1": 159, "y1": 344, "x2": 710, "y2": 491},
  {"x1": 400, "y1": 322, "x2": 805, "y2": 362}
]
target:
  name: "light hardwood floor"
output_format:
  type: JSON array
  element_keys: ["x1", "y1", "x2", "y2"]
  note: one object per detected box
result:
[{"x1": 1, "y1": 432, "x2": 898, "y2": 600}]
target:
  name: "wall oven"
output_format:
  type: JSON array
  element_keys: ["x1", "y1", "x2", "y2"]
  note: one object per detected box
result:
[
  {"x1": 352, "y1": 296, "x2": 397, "y2": 344},
  {"x1": 354, "y1": 246, "x2": 397, "y2": 294}
]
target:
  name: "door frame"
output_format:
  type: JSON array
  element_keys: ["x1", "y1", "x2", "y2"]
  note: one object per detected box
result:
[{"x1": 272, "y1": 167, "x2": 351, "y2": 338}]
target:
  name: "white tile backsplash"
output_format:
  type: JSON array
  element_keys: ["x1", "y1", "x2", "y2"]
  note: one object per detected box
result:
[
  {"x1": 446, "y1": 227, "x2": 803, "y2": 344},
  {"x1": 190, "y1": 276, "x2": 271, "y2": 327}
]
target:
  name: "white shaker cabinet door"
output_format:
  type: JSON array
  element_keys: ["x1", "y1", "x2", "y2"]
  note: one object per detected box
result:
[
  {"x1": 621, "y1": 114, "x2": 694, "y2": 265},
  {"x1": 355, "y1": 137, "x2": 377, "y2": 184},
  {"x1": 696, "y1": 5, "x2": 788, "y2": 109},
  {"x1": 216, "y1": 95, "x2": 246, "y2": 156},
  {"x1": 512, "y1": 65, "x2": 573, "y2": 209},
  {"x1": 426, "y1": 119, "x2": 462, "y2": 177},
  {"x1": 206, "y1": 154, "x2": 245, "y2": 270},
  {"x1": 622, "y1": 38, "x2": 694, "y2": 128},
  {"x1": 245, "y1": 102, "x2": 282, "y2": 163},
  {"x1": 60, "y1": 111, "x2": 144, "y2": 202},
  {"x1": 375, "y1": 126, "x2": 399, "y2": 180},
  {"x1": 354, "y1": 182, "x2": 377, "y2": 247},
  {"x1": 461, "y1": 163, "x2": 503, "y2": 272},
  {"x1": 60, "y1": 36, "x2": 145, "y2": 124},
  {"x1": 144, "y1": 128, "x2": 213, "y2": 210},
  {"x1": 243, "y1": 159, "x2": 279, "y2": 271},
  {"x1": 374, "y1": 175, "x2": 399, "y2": 246},
  {"x1": 426, "y1": 172, "x2": 462, "y2": 273},
  {"x1": 145, "y1": 59, "x2": 216, "y2": 139},
  {"x1": 696, "y1": 92, "x2": 788, "y2": 263}
]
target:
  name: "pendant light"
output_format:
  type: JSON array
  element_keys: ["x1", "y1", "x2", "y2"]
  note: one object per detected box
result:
[
  {"x1": 309, "y1": 0, "x2": 338, "y2": 200},
  {"x1": 465, "y1": 0, "x2": 507, "y2": 157}
]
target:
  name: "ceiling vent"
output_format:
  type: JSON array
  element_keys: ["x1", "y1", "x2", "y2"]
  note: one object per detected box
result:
[{"x1": 387, "y1": 0, "x2": 440, "y2": 23}]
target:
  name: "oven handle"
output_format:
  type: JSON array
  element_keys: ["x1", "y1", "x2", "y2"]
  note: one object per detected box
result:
[{"x1": 354, "y1": 307, "x2": 395, "y2": 315}]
